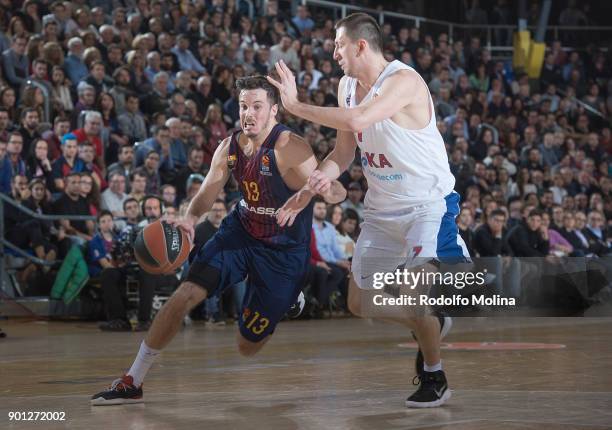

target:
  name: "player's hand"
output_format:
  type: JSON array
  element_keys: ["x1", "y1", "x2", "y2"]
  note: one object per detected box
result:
[
  {"x1": 266, "y1": 60, "x2": 298, "y2": 110},
  {"x1": 308, "y1": 170, "x2": 332, "y2": 195},
  {"x1": 169, "y1": 216, "x2": 196, "y2": 244},
  {"x1": 277, "y1": 188, "x2": 314, "y2": 227}
]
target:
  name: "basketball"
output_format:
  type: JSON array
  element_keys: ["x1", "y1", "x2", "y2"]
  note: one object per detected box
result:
[{"x1": 134, "y1": 220, "x2": 191, "y2": 275}]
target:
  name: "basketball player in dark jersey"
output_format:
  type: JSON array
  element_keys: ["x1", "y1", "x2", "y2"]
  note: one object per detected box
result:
[{"x1": 92, "y1": 76, "x2": 346, "y2": 405}]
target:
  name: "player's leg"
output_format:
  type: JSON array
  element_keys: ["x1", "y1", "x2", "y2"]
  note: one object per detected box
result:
[
  {"x1": 91, "y1": 224, "x2": 244, "y2": 406},
  {"x1": 234, "y1": 245, "x2": 309, "y2": 357}
]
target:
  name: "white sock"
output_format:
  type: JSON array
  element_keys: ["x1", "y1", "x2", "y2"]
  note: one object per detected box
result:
[
  {"x1": 424, "y1": 361, "x2": 442, "y2": 373},
  {"x1": 127, "y1": 341, "x2": 160, "y2": 386}
]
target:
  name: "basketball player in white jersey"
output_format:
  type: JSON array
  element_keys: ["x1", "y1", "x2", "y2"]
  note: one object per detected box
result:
[{"x1": 268, "y1": 13, "x2": 470, "y2": 408}]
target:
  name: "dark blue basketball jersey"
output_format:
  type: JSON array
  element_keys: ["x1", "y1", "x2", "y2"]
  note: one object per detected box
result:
[{"x1": 227, "y1": 123, "x2": 313, "y2": 248}]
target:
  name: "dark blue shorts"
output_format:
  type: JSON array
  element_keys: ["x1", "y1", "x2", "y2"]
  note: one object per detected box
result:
[{"x1": 186, "y1": 211, "x2": 309, "y2": 342}]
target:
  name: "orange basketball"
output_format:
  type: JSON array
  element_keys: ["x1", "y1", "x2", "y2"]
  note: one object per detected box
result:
[{"x1": 134, "y1": 220, "x2": 191, "y2": 274}]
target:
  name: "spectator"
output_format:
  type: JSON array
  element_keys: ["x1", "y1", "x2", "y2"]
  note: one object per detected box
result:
[
  {"x1": 5, "y1": 132, "x2": 27, "y2": 179},
  {"x1": 340, "y1": 182, "x2": 364, "y2": 221},
  {"x1": 135, "y1": 150, "x2": 161, "y2": 195},
  {"x1": 312, "y1": 198, "x2": 351, "y2": 306},
  {"x1": 42, "y1": 116, "x2": 70, "y2": 161},
  {"x1": 50, "y1": 66, "x2": 73, "y2": 114},
  {"x1": 101, "y1": 172, "x2": 128, "y2": 218},
  {"x1": 79, "y1": 171, "x2": 101, "y2": 217},
  {"x1": 142, "y1": 71, "x2": 170, "y2": 116},
  {"x1": 107, "y1": 145, "x2": 135, "y2": 189},
  {"x1": 73, "y1": 110, "x2": 104, "y2": 169},
  {"x1": 118, "y1": 93, "x2": 148, "y2": 144},
  {"x1": 292, "y1": 6, "x2": 315, "y2": 35},
  {"x1": 165, "y1": 117, "x2": 188, "y2": 168},
  {"x1": 2, "y1": 35, "x2": 29, "y2": 90},
  {"x1": 507, "y1": 209, "x2": 549, "y2": 257},
  {"x1": 17, "y1": 108, "x2": 41, "y2": 158},
  {"x1": 63, "y1": 37, "x2": 88, "y2": 88},
  {"x1": 128, "y1": 170, "x2": 147, "y2": 202},
  {"x1": 50, "y1": 133, "x2": 84, "y2": 192},
  {"x1": 52, "y1": 172, "x2": 95, "y2": 243},
  {"x1": 583, "y1": 210, "x2": 612, "y2": 256},
  {"x1": 336, "y1": 209, "x2": 358, "y2": 258},
  {"x1": 172, "y1": 34, "x2": 205, "y2": 74},
  {"x1": 71, "y1": 82, "x2": 95, "y2": 128},
  {"x1": 160, "y1": 184, "x2": 177, "y2": 208},
  {"x1": 269, "y1": 35, "x2": 300, "y2": 72},
  {"x1": 173, "y1": 146, "x2": 207, "y2": 203},
  {"x1": 25, "y1": 138, "x2": 53, "y2": 187},
  {"x1": 541, "y1": 212, "x2": 573, "y2": 257}
]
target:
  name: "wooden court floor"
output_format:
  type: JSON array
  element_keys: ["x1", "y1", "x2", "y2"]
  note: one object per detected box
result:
[{"x1": 1, "y1": 316, "x2": 611, "y2": 430}]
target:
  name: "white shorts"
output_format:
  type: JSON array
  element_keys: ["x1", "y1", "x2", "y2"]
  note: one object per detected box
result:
[{"x1": 352, "y1": 191, "x2": 471, "y2": 289}]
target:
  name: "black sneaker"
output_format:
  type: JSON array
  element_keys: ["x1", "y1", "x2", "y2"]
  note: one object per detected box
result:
[
  {"x1": 412, "y1": 312, "x2": 452, "y2": 375},
  {"x1": 405, "y1": 370, "x2": 451, "y2": 408},
  {"x1": 91, "y1": 375, "x2": 143, "y2": 406},
  {"x1": 285, "y1": 291, "x2": 305, "y2": 319},
  {"x1": 99, "y1": 319, "x2": 132, "y2": 332}
]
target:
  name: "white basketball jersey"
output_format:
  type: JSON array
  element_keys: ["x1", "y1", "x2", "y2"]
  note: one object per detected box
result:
[{"x1": 344, "y1": 60, "x2": 455, "y2": 211}]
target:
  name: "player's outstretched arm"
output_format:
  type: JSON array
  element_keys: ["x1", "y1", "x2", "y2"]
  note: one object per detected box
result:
[
  {"x1": 174, "y1": 138, "x2": 232, "y2": 240},
  {"x1": 276, "y1": 133, "x2": 346, "y2": 227},
  {"x1": 267, "y1": 60, "x2": 414, "y2": 132}
]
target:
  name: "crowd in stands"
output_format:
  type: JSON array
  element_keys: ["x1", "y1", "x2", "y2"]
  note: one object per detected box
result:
[{"x1": 1, "y1": 0, "x2": 612, "y2": 329}]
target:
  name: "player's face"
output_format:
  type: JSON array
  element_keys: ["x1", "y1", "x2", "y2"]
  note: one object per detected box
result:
[
  {"x1": 239, "y1": 89, "x2": 277, "y2": 138},
  {"x1": 333, "y1": 28, "x2": 357, "y2": 77}
]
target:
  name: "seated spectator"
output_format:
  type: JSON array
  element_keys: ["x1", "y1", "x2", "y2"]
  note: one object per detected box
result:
[
  {"x1": 53, "y1": 172, "x2": 95, "y2": 243},
  {"x1": 79, "y1": 171, "x2": 101, "y2": 217},
  {"x1": 107, "y1": 145, "x2": 135, "y2": 191},
  {"x1": 336, "y1": 209, "x2": 358, "y2": 258},
  {"x1": 101, "y1": 172, "x2": 128, "y2": 218},
  {"x1": 78, "y1": 141, "x2": 106, "y2": 190},
  {"x1": 63, "y1": 37, "x2": 88, "y2": 85},
  {"x1": 312, "y1": 198, "x2": 351, "y2": 306},
  {"x1": 71, "y1": 82, "x2": 95, "y2": 129},
  {"x1": 82, "y1": 60, "x2": 113, "y2": 98},
  {"x1": 341, "y1": 182, "x2": 364, "y2": 221},
  {"x1": 0, "y1": 139, "x2": 12, "y2": 193},
  {"x1": 17, "y1": 108, "x2": 41, "y2": 157},
  {"x1": 118, "y1": 93, "x2": 147, "y2": 144},
  {"x1": 25, "y1": 138, "x2": 53, "y2": 188},
  {"x1": 165, "y1": 117, "x2": 188, "y2": 169},
  {"x1": 338, "y1": 162, "x2": 367, "y2": 191},
  {"x1": 134, "y1": 150, "x2": 161, "y2": 195},
  {"x1": 160, "y1": 184, "x2": 177, "y2": 208},
  {"x1": 2, "y1": 34, "x2": 28, "y2": 90},
  {"x1": 5, "y1": 131, "x2": 27, "y2": 179},
  {"x1": 136, "y1": 125, "x2": 174, "y2": 172},
  {"x1": 121, "y1": 197, "x2": 141, "y2": 229},
  {"x1": 559, "y1": 211, "x2": 591, "y2": 256},
  {"x1": 42, "y1": 116, "x2": 71, "y2": 161},
  {"x1": 142, "y1": 71, "x2": 170, "y2": 116},
  {"x1": 128, "y1": 170, "x2": 147, "y2": 202},
  {"x1": 582, "y1": 210, "x2": 612, "y2": 256},
  {"x1": 473, "y1": 209, "x2": 511, "y2": 256},
  {"x1": 3, "y1": 175, "x2": 57, "y2": 275},
  {"x1": 51, "y1": 133, "x2": 85, "y2": 192},
  {"x1": 73, "y1": 110, "x2": 105, "y2": 170},
  {"x1": 457, "y1": 207, "x2": 475, "y2": 256},
  {"x1": 507, "y1": 209, "x2": 549, "y2": 257},
  {"x1": 541, "y1": 212, "x2": 573, "y2": 257},
  {"x1": 173, "y1": 146, "x2": 207, "y2": 203},
  {"x1": 50, "y1": 66, "x2": 73, "y2": 114},
  {"x1": 202, "y1": 104, "x2": 228, "y2": 154}
]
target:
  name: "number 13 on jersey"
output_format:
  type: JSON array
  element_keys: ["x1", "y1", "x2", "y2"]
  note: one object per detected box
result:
[{"x1": 242, "y1": 181, "x2": 260, "y2": 202}]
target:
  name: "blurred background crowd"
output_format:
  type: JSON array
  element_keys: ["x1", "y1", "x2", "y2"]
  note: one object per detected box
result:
[{"x1": 1, "y1": 0, "x2": 611, "y2": 329}]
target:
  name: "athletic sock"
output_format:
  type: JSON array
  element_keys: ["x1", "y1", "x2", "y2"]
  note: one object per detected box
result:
[
  {"x1": 423, "y1": 361, "x2": 442, "y2": 373},
  {"x1": 127, "y1": 341, "x2": 160, "y2": 387}
]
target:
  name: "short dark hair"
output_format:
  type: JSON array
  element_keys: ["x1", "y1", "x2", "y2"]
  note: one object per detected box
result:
[
  {"x1": 20, "y1": 107, "x2": 38, "y2": 121},
  {"x1": 123, "y1": 197, "x2": 138, "y2": 211},
  {"x1": 98, "y1": 210, "x2": 113, "y2": 221},
  {"x1": 335, "y1": 13, "x2": 383, "y2": 53},
  {"x1": 529, "y1": 209, "x2": 544, "y2": 218},
  {"x1": 235, "y1": 75, "x2": 279, "y2": 106},
  {"x1": 489, "y1": 209, "x2": 506, "y2": 219}
]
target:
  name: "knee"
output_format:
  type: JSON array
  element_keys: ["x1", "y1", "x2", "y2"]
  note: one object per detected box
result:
[{"x1": 173, "y1": 282, "x2": 207, "y2": 309}]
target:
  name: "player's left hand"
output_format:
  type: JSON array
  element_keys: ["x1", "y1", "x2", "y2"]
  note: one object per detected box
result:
[
  {"x1": 267, "y1": 60, "x2": 298, "y2": 110},
  {"x1": 277, "y1": 188, "x2": 314, "y2": 227}
]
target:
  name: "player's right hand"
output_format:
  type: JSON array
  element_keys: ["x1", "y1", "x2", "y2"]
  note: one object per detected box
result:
[{"x1": 308, "y1": 170, "x2": 332, "y2": 195}]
